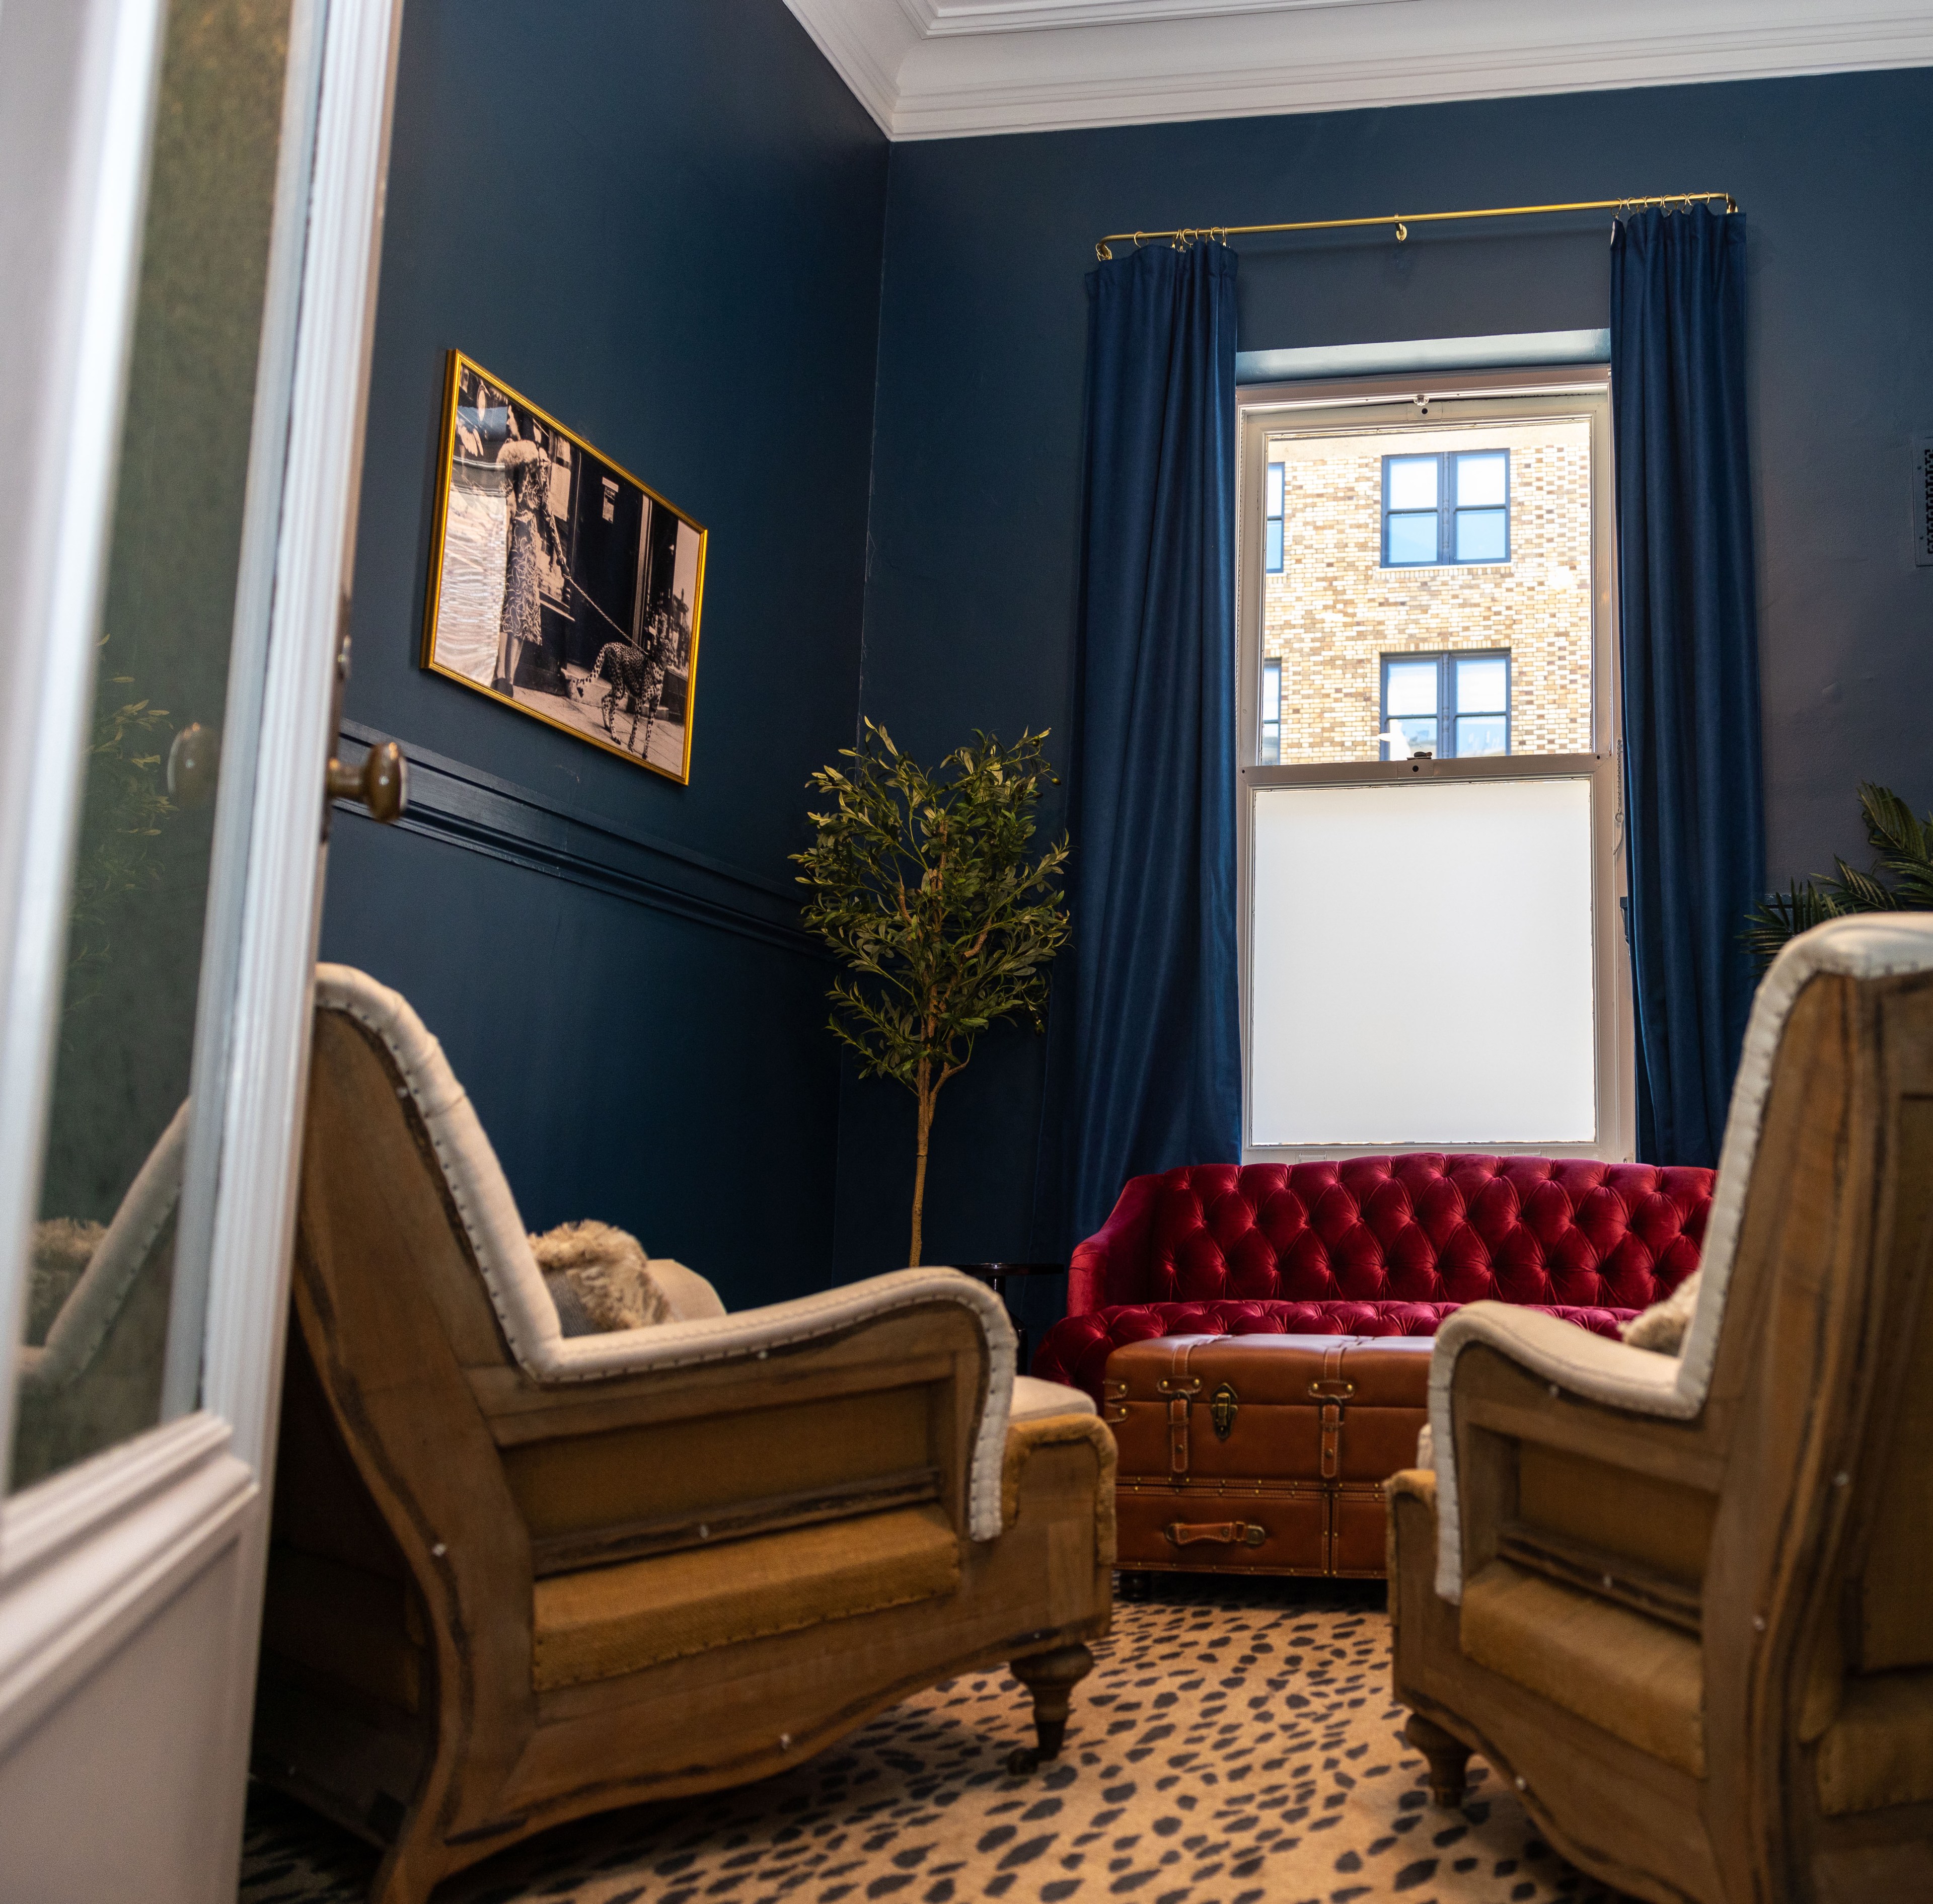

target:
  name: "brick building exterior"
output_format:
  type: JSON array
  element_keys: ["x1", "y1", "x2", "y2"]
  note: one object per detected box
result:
[{"x1": 1261, "y1": 418, "x2": 1594, "y2": 763}]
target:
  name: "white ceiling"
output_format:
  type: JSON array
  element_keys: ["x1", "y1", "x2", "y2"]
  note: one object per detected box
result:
[{"x1": 782, "y1": 0, "x2": 1933, "y2": 139}]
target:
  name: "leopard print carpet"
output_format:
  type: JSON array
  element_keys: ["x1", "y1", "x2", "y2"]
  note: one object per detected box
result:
[{"x1": 240, "y1": 1576, "x2": 1632, "y2": 1904}]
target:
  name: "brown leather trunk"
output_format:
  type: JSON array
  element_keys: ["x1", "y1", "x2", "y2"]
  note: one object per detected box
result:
[{"x1": 1104, "y1": 1334, "x2": 1433, "y2": 1577}]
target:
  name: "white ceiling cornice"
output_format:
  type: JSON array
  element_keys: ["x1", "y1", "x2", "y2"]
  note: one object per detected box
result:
[{"x1": 784, "y1": 0, "x2": 1933, "y2": 140}]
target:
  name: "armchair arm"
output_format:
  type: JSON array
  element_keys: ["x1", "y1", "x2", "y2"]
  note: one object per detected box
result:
[
  {"x1": 1427, "y1": 1302, "x2": 1700, "y2": 1604},
  {"x1": 20, "y1": 1098, "x2": 188, "y2": 1394},
  {"x1": 533, "y1": 1270, "x2": 1019, "y2": 1542}
]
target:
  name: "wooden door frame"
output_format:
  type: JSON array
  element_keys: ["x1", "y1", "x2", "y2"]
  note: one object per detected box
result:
[{"x1": 0, "y1": 0, "x2": 402, "y2": 1889}]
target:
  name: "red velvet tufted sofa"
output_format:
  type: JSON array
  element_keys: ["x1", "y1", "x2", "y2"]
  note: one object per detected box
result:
[{"x1": 1030, "y1": 1157, "x2": 1714, "y2": 1405}]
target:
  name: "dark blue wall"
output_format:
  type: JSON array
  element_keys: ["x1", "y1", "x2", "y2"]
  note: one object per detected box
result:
[
  {"x1": 321, "y1": 0, "x2": 886, "y2": 1308},
  {"x1": 325, "y1": 21, "x2": 1933, "y2": 1316},
  {"x1": 836, "y1": 69, "x2": 1933, "y2": 1301}
]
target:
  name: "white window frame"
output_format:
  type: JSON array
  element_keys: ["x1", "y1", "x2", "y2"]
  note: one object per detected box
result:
[{"x1": 1235, "y1": 365, "x2": 1633, "y2": 1163}]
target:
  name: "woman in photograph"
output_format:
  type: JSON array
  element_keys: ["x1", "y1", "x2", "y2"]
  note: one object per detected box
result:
[{"x1": 491, "y1": 411, "x2": 567, "y2": 696}]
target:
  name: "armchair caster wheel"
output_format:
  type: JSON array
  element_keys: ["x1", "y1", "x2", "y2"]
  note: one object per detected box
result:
[
  {"x1": 1116, "y1": 1570, "x2": 1152, "y2": 1602},
  {"x1": 1010, "y1": 1643, "x2": 1095, "y2": 1764},
  {"x1": 1005, "y1": 1745, "x2": 1043, "y2": 1776},
  {"x1": 1404, "y1": 1712, "x2": 1472, "y2": 1808}
]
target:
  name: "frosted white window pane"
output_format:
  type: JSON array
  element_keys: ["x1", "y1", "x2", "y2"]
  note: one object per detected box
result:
[
  {"x1": 1387, "y1": 457, "x2": 1438, "y2": 508},
  {"x1": 1456, "y1": 656, "x2": 1508, "y2": 713},
  {"x1": 1455, "y1": 450, "x2": 1508, "y2": 506},
  {"x1": 1385, "y1": 659, "x2": 1438, "y2": 716},
  {"x1": 1249, "y1": 778, "x2": 1596, "y2": 1145}
]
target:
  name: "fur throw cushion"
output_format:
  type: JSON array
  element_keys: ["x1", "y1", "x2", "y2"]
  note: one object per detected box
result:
[
  {"x1": 1622, "y1": 1269, "x2": 1700, "y2": 1355},
  {"x1": 531, "y1": 1220, "x2": 671, "y2": 1335},
  {"x1": 27, "y1": 1218, "x2": 105, "y2": 1345}
]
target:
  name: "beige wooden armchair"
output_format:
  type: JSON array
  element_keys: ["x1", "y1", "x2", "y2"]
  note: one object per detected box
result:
[
  {"x1": 1388, "y1": 916, "x2": 1933, "y2": 1904},
  {"x1": 255, "y1": 966, "x2": 1113, "y2": 1904}
]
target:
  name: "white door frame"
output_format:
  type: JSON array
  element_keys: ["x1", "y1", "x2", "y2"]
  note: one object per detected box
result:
[{"x1": 0, "y1": 0, "x2": 402, "y2": 1889}]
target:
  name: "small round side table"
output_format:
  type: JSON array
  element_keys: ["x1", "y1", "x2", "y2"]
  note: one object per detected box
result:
[{"x1": 953, "y1": 1262, "x2": 1064, "y2": 1374}]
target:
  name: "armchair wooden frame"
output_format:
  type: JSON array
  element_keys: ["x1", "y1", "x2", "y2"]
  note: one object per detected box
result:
[
  {"x1": 256, "y1": 967, "x2": 1114, "y2": 1904},
  {"x1": 1388, "y1": 917, "x2": 1933, "y2": 1904}
]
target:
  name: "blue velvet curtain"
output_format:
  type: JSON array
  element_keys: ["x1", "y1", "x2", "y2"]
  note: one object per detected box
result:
[
  {"x1": 1611, "y1": 206, "x2": 1765, "y2": 1166},
  {"x1": 1044, "y1": 240, "x2": 1242, "y2": 1251}
]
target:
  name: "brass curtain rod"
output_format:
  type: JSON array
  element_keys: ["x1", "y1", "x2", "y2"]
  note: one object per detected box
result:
[{"x1": 1093, "y1": 192, "x2": 1738, "y2": 260}]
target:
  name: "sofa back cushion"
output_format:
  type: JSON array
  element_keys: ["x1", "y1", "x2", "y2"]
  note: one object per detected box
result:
[{"x1": 1101, "y1": 1158, "x2": 1712, "y2": 1313}]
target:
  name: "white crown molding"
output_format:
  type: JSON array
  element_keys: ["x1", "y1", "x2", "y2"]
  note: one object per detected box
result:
[
  {"x1": 784, "y1": 0, "x2": 1933, "y2": 140},
  {"x1": 796, "y1": 0, "x2": 915, "y2": 131},
  {"x1": 905, "y1": 0, "x2": 1395, "y2": 35}
]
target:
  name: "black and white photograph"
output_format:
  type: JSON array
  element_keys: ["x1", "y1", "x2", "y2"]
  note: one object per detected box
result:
[{"x1": 420, "y1": 351, "x2": 706, "y2": 782}]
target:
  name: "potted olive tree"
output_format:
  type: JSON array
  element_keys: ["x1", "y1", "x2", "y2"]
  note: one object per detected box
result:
[{"x1": 794, "y1": 721, "x2": 1070, "y2": 1266}]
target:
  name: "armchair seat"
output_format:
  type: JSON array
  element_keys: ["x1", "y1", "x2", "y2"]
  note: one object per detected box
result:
[
  {"x1": 1818, "y1": 1672, "x2": 1933, "y2": 1814},
  {"x1": 531, "y1": 1505, "x2": 960, "y2": 1689},
  {"x1": 1459, "y1": 1560, "x2": 1705, "y2": 1776}
]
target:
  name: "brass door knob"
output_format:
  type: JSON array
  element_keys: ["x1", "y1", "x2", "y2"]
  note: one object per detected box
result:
[
  {"x1": 167, "y1": 722, "x2": 218, "y2": 806},
  {"x1": 326, "y1": 740, "x2": 408, "y2": 822}
]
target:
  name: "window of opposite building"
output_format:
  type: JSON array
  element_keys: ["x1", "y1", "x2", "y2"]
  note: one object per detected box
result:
[
  {"x1": 1381, "y1": 651, "x2": 1510, "y2": 760},
  {"x1": 1260, "y1": 657, "x2": 1282, "y2": 763},
  {"x1": 1383, "y1": 449, "x2": 1510, "y2": 566},
  {"x1": 1237, "y1": 366, "x2": 1629, "y2": 1163}
]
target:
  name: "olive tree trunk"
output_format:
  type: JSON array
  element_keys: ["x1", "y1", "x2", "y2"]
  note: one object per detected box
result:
[{"x1": 910, "y1": 1056, "x2": 936, "y2": 1266}]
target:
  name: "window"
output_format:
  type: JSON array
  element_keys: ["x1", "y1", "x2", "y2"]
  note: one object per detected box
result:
[
  {"x1": 1380, "y1": 651, "x2": 1510, "y2": 760},
  {"x1": 1382, "y1": 449, "x2": 1509, "y2": 566},
  {"x1": 1238, "y1": 369, "x2": 1627, "y2": 1159},
  {"x1": 1259, "y1": 658, "x2": 1282, "y2": 764}
]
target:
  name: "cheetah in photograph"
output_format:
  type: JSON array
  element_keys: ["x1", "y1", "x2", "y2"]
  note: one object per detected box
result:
[{"x1": 574, "y1": 639, "x2": 663, "y2": 754}]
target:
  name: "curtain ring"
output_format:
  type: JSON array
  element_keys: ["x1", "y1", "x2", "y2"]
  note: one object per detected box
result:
[
  {"x1": 1096, "y1": 240, "x2": 1113, "y2": 260},
  {"x1": 1394, "y1": 220, "x2": 1408, "y2": 243},
  {"x1": 1133, "y1": 230, "x2": 1145, "y2": 249}
]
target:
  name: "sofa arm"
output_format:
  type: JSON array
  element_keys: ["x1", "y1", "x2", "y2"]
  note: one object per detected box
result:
[{"x1": 1069, "y1": 1173, "x2": 1163, "y2": 1315}]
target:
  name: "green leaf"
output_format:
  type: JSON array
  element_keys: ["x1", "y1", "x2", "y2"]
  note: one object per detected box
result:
[
  {"x1": 1745, "y1": 780, "x2": 1933, "y2": 965},
  {"x1": 793, "y1": 721, "x2": 1071, "y2": 1104}
]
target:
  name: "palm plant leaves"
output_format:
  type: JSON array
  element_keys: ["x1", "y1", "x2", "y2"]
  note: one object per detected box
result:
[{"x1": 1744, "y1": 781, "x2": 1933, "y2": 965}]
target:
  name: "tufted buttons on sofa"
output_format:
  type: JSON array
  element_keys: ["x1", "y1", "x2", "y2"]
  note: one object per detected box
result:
[{"x1": 1042, "y1": 1156, "x2": 1716, "y2": 1404}]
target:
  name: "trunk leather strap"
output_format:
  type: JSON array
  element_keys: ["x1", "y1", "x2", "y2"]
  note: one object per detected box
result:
[
  {"x1": 1316, "y1": 1340, "x2": 1348, "y2": 1478},
  {"x1": 1168, "y1": 1396, "x2": 1191, "y2": 1473},
  {"x1": 1159, "y1": 1348, "x2": 1201, "y2": 1475},
  {"x1": 1163, "y1": 1520, "x2": 1267, "y2": 1548}
]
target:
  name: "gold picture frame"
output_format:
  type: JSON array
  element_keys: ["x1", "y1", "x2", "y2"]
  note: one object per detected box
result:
[{"x1": 420, "y1": 350, "x2": 707, "y2": 784}]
